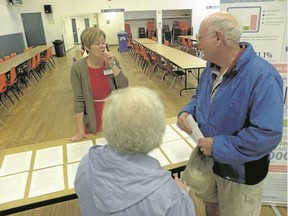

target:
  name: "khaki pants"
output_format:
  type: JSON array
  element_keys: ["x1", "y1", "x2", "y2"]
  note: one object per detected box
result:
[{"x1": 189, "y1": 174, "x2": 265, "y2": 216}]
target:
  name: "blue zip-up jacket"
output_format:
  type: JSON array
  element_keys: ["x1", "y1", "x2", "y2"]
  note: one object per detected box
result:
[
  {"x1": 74, "y1": 145, "x2": 196, "y2": 216},
  {"x1": 179, "y1": 42, "x2": 283, "y2": 184}
]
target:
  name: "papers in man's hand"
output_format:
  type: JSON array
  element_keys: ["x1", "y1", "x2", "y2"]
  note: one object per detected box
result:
[{"x1": 187, "y1": 114, "x2": 203, "y2": 144}]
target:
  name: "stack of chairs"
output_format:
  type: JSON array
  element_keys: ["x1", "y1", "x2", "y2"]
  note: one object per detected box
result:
[
  {"x1": 146, "y1": 20, "x2": 155, "y2": 39},
  {"x1": 188, "y1": 27, "x2": 193, "y2": 36},
  {"x1": 162, "y1": 25, "x2": 172, "y2": 43},
  {"x1": 138, "y1": 27, "x2": 146, "y2": 38},
  {"x1": 172, "y1": 21, "x2": 181, "y2": 44},
  {"x1": 179, "y1": 21, "x2": 188, "y2": 35},
  {"x1": 125, "y1": 24, "x2": 132, "y2": 39}
]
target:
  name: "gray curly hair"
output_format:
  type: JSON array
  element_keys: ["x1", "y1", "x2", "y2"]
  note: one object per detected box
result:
[{"x1": 102, "y1": 86, "x2": 166, "y2": 154}]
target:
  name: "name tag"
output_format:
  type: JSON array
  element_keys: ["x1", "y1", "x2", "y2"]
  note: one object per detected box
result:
[{"x1": 103, "y1": 69, "x2": 113, "y2": 75}]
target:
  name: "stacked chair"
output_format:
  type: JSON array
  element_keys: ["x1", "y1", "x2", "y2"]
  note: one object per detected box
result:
[
  {"x1": 0, "y1": 74, "x2": 12, "y2": 125},
  {"x1": 188, "y1": 27, "x2": 193, "y2": 35},
  {"x1": 146, "y1": 20, "x2": 155, "y2": 39},
  {"x1": 162, "y1": 25, "x2": 172, "y2": 44},
  {"x1": 179, "y1": 21, "x2": 188, "y2": 35},
  {"x1": 164, "y1": 58, "x2": 185, "y2": 89},
  {"x1": 138, "y1": 27, "x2": 146, "y2": 38},
  {"x1": 125, "y1": 23, "x2": 132, "y2": 39},
  {"x1": 172, "y1": 21, "x2": 181, "y2": 45}
]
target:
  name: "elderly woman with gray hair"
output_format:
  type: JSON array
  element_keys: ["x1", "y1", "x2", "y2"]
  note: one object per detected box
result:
[{"x1": 74, "y1": 86, "x2": 196, "y2": 216}]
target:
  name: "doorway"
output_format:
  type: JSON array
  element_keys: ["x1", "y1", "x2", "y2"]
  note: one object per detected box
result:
[
  {"x1": 21, "y1": 13, "x2": 46, "y2": 47},
  {"x1": 71, "y1": 18, "x2": 79, "y2": 44},
  {"x1": 71, "y1": 17, "x2": 90, "y2": 45}
]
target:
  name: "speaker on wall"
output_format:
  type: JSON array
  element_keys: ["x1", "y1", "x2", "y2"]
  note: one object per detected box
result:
[{"x1": 44, "y1": 5, "x2": 52, "y2": 13}]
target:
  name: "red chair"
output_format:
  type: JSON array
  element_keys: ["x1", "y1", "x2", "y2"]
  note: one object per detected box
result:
[
  {"x1": 0, "y1": 73, "x2": 14, "y2": 110},
  {"x1": 151, "y1": 36, "x2": 157, "y2": 42},
  {"x1": 133, "y1": 43, "x2": 141, "y2": 63},
  {"x1": 36, "y1": 52, "x2": 45, "y2": 74},
  {"x1": 31, "y1": 55, "x2": 42, "y2": 78},
  {"x1": 17, "y1": 58, "x2": 38, "y2": 88},
  {"x1": 164, "y1": 40, "x2": 170, "y2": 46},
  {"x1": 146, "y1": 51, "x2": 157, "y2": 77},
  {"x1": 139, "y1": 45, "x2": 149, "y2": 73},
  {"x1": 10, "y1": 52, "x2": 17, "y2": 58},
  {"x1": 45, "y1": 47, "x2": 55, "y2": 67},
  {"x1": 6, "y1": 67, "x2": 24, "y2": 101},
  {"x1": 154, "y1": 53, "x2": 167, "y2": 80},
  {"x1": 41, "y1": 49, "x2": 55, "y2": 71},
  {"x1": 0, "y1": 74, "x2": 12, "y2": 125},
  {"x1": 3, "y1": 55, "x2": 10, "y2": 61},
  {"x1": 127, "y1": 39, "x2": 132, "y2": 55},
  {"x1": 164, "y1": 58, "x2": 185, "y2": 89}
]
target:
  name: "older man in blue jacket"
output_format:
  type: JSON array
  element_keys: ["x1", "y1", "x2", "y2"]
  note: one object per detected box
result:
[{"x1": 177, "y1": 11, "x2": 283, "y2": 216}]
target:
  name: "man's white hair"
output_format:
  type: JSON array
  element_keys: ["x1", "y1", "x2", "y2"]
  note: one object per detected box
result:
[
  {"x1": 102, "y1": 86, "x2": 166, "y2": 154},
  {"x1": 207, "y1": 11, "x2": 243, "y2": 46}
]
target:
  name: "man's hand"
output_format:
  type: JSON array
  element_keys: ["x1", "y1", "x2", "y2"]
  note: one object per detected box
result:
[{"x1": 177, "y1": 112, "x2": 192, "y2": 135}]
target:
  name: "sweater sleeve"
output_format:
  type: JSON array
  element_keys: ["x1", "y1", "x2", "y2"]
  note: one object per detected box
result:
[
  {"x1": 70, "y1": 63, "x2": 85, "y2": 113},
  {"x1": 113, "y1": 57, "x2": 129, "y2": 89}
]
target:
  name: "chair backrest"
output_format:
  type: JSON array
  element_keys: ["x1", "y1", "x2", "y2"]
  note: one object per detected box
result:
[
  {"x1": 0, "y1": 74, "x2": 7, "y2": 93},
  {"x1": 165, "y1": 58, "x2": 173, "y2": 74},
  {"x1": 31, "y1": 55, "x2": 37, "y2": 69},
  {"x1": 10, "y1": 52, "x2": 17, "y2": 58},
  {"x1": 164, "y1": 40, "x2": 169, "y2": 46},
  {"x1": 36, "y1": 53, "x2": 41, "y2": 65},
  {"x1": 26, "y1": 58, "x2": 32, "y2": 72},
  {"x1": 147, "y1": 20, "x2": 154, "y2": 30},
  {"x1": 134, "y1": 43, "x2": 141, "y2": 55},
  {"x1": 151, "y1": 36, "x2": 157, "y2": 42},
  {"x1": 187, "y1": 47, "x2": 197, "y2": 56},
  {"x1": 24, "y1": 47, "x2": 33, "y2": 52},
  {"x1": 47, "y1": 47, "x2": 52, "y2": 58},
  {"x1": 127, "y1": 38, "x2": 132, "y2": 48},
  {"x1": 164, "y1": 31, "x2": 172, "y2": 42},
  {"x1": 187, "y1": 38, "x2": 193, "y2": 48},
  {"x1": 165, "y1": 58, "x2": 178, "y2": 77},
  {"x1": 125, "y1": 24, "x2": 131, "y2": 33},
  {"x1": 8, "y1": 67, "x2": 17, "y2": 85},
  {"x1": 180, "y1": 45, "x2": 188, "y2": 52},
  {"x1": 173, "y1": 28, "x2": 181, "y2": 41},
  {"x1": 181, "y1": 37, "x2": 187, "y2": 46},
  {"x1": 3, "y1": 55, "x2": 10, "y2": 61},
  {"x1": 162, "y1": 25, "x2": 170, "y2": 32},
  {"x1": 179, "y1": 21, "x2": 187, "y2": 29},
  {"x1": 147, "y1": 52, "x2": 156, "y2": 65},
  {"x1": 155, "y1": 53, "x2": 166, "y2": 70},
  {"x1": 140, "y1": 45, "x2": 148, "y2": 60}
]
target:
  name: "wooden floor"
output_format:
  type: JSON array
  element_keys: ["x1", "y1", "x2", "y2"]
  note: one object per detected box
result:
[{"x1": 0, "y1": 45, "x2": 286, "y2": 215}]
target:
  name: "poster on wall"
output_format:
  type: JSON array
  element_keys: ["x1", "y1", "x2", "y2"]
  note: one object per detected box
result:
[{"x1": 221, "y1": 0, "x2": 287, "y2": 207}]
